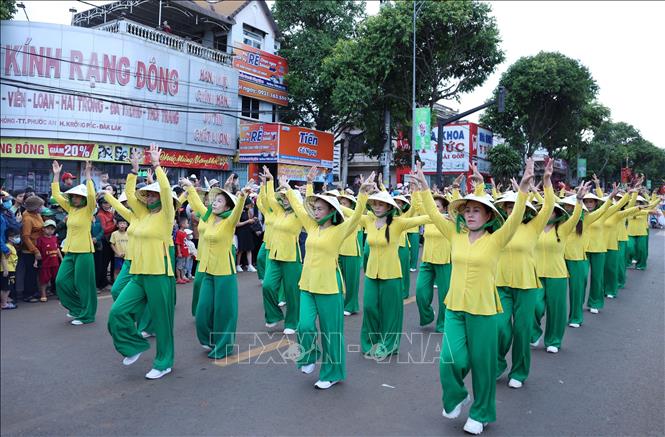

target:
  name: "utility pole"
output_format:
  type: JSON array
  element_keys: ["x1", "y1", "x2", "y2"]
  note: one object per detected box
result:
[{"x1": 383, "y1": 109, "x2": 391, "y2": 185}]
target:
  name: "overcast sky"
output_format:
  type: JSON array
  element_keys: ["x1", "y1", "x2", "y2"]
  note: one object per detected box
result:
[{"x1": 12, "y1": 1, "x2": 665, "y2": 147}]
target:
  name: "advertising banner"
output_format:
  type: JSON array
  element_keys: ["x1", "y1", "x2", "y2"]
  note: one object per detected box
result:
[
  {"x1": 277, "y1": 124, "x2": 334, "y2": 168},
  {"x1": 238, "y1": 121, "x2": 279, "y2": 162},
  {"x1": 1, "y1": 138, "x2": 230, "y2": 170},
  {"x1": 577, "y1": 158, "x2": 587, "y2": 178},
  {"x1": 278, "y1": 163, "x2": 328, "y2": 183},
  {"x1": 421, "y1": 123, "x2": 471, "y2": 173},
  {"x1": 233, "y1": 42, "x2": 288, "y2": 106},
  {"x1": 0, "y1": 21, "x2": 238, "y2": 154},
  {"x1": 413, "y1": 108, "x2": 431, "y2": 151}
]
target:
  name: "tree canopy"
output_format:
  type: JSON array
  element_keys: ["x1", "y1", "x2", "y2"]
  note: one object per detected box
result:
[{"x1": 0, "y1": 0, "x2": 18, "y2": 20}]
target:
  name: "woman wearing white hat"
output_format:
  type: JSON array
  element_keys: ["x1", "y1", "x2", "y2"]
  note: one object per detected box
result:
[
  {"x1": 359, "y1": 186, "x2": 431, "y2": 360},
  {"x1": 182, "y1": 177, "x2": 250, "y2": 358},
  {"x1": 584, "y1": 179, "x2": 629, "y2": 314},
  {"x1": 414, "y1": 190, "x2": 451, "y2": 333},
  {"x1": 51, "y1": 160, "x2": 97, "y2": 325},
  {"x1": 336, "y1": 191, "x2": 364, "y2": 316},
  {"x1": 411, "y1": 159, "x2": 534, "y2": 435},
  {"x1": 626, "y1": 192, "x2": 660, "y2": 270},
  {"x1": 531, "y1": 182, "x2": 589, "y2": 353},
  {"x1": 277, "y1": 171, "x2": 373, "y2": 389},
  {"x1": 261, "y1": 166, "x2": 306, "y2": 335},
  {"x1": 107, "y1": 144, "x2": 177, "y2": 380},
  {"x1": 490, "y1": 158, "x2": 554, "y2": 388}
]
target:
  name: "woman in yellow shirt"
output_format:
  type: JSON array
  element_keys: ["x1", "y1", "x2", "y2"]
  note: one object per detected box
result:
[
  {"x1": 261, "y1": 166, "x2": 306, "y2": 335},
  {"x1": 255, "y1": 181, "x2": 274, "y2": 283},
  {"x1": 627, "y1": 193, "x2": 660, "y2": 269},
  {"x1": 532, "y1": 183, "x2": 588, "y2": 354},
  {"x1": 278, "y1": 172, "x2": 373, "y2": 389},
  {"x1": 492, "y1": 158, "x2": 554, "y2": 388},
  {"x1": 51, "y1": 160, "x2": 97, "y2": 325},
  {"x1": 188, "y1": 186, "x2": 211, "y2": 317},
  {"x1": 337, "y1": 191, "x2": 364, "y2": 316},
  {"x1": 414, "y1": 191, "x2": 451, "y2": 333},
  {"x1": 183, "y1": 177, "x2": 249, "y2": 359},
  {"x1": 107, "y1": 144, "x2": 176, "y2": 380},
  {"x1": 359, "y1": 188, "x2": 431, "y2": 360},
  {"x1": 393, "y1": 193, "x2": 418, "y2": 299},
  {"x1": 412, "y1": 160, "x2": 534, "y2": 435}
]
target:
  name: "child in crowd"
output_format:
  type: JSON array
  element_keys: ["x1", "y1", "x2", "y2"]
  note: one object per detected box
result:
[
  {"x1": 109, "y1": 216, "x2": 129, "y2": 281},
  {"x1": 1, "y1": 229, "x2": 20, "y2": 309},
  {"x1": 175, "y1": 218, "x2": 190, "y2": 284},
  {"x1": 35, "y1": 220, "x2": 62, "y2": 302},
  {"x1": 183, "y1": 229, "x2": 196, "y2": 281}
]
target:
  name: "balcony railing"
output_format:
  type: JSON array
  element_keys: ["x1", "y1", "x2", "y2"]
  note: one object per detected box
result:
[{"x1": 96, "y1": 19, "x2": 232, "y2": 65}]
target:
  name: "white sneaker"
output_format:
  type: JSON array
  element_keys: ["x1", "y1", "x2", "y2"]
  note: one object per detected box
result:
[
  {"x1": 70, "y1": 319, "x2": 84, "y2": 326},
  {"x1": 122, "y1": 352, "x2": 142, "y2": 366},
  {"x1": 434, "y1": 284, "x2": 438, "y2": 288},
  {"x1": 546, "y1": 346, "x2": 559, "y2": 354},
  {"x1": 301, "y1": 363, "x2": 315, "y2": 374},
  {"x1": 201, "y1": 345, "x2": 212, "y2": 351},
  {"x1": 568, "y1": 323, "x2": 580, "y2": 328},
  {"x1": 314, "y1": 380, "x2": 338, "y2": 389},
  {"x1": 283, "y1": 328, "x2": 296, "y2": 335},
  {"x1": 410, "y1": 268, "x2": 417, "y2": 272},
  {"x1": 589, "y1": 308, "x2": 599, "y2": 314},
  {"x1": 508, "y1": 378, "x2": 523, "y2": 389},
  {"x1": 140, "y1": 331, "x2": 154, "y2": 339},
  {"x1": 236, "y1": 265, "x2": 243, "y2": 272},
  {"x1": 246, "y1": 265, "x2": 257, "y2": 272},
  {"x1": 463, "y1": 418, "x2": 487, "y2": 435},
  {"x1": 530, "y1": 334, "x2": 543, "y2": 348},
  {"x1": 343, "y1": 311, "x2": 351, "y2": 316},
  {"x1": 607, "y1": 295, "x2": 615, "y2": 299},
  {"x1": 145, "y1": 368, "x2": 171, "y2": 379},
  {"x1": 442, "y1": 395, "x2": 471, "y2": 419},
  {"x1": 278, "y1": 301, "x2": 286, "y2": 307},
  {"x1": 265, "y1": 322, "x2": 278, "y2": 328}
]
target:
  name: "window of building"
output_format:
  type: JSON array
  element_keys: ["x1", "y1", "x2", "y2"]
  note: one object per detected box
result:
[
  {"x1": 241, "y1": 96, "x2": 260, "y2": 119},
  {"x1": 242, "y1": 24, "x2": 264, "y2": 50},
  {"x1": 271, "y1": 104, "x2": 278, "y2": 123}
]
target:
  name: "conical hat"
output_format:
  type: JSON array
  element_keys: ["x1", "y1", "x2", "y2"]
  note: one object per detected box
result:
[
  {"x1": 305, "y1": 194, "x2": 345, "y2": 223},
  {"x1": 558, "y1": 195, "x2": 588, "y2": 212},
  {"x1": 64, "y1": 184, "x2": 88, "y2": 198},
  {"x1": 494, "y1": 191, "x2": 538, "y2": 213},
  {"x1": 368, "y1": 191, "x2": 398, "y2": 210},
  {"x1": 208, "y1": 187, "x2": 238, "y2": 209},
  {"x1": 136, "y1": 182, "x2": 182, "y2": 207}
]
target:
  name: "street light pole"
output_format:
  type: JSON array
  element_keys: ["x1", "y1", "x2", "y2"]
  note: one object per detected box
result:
[{"x1": 411, "y1": 1, "x2": 417, "y2": 171}]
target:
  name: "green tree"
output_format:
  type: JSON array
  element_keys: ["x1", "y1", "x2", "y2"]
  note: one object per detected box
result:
[
  {"x1": 0, "y1": 0, "x2": 18, "y2": 20},
  {"x1": 272, "y1": 0, "x2": 366, "y2": 131},
  {"x1": 487, "y1": 143, "x2": 522, "y2": 186},
  {"x1": 322, "y1": 0, "x2": 504, "y2": 160},
  {"x1": 481, "y1": 52, "x2": 599, "y2": 159}
]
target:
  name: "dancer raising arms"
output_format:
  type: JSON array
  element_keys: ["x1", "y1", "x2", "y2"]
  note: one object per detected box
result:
[
  {"x1": 411, "y1": 158, "x2": 534, "y2": 435},
  {"x1": 277, "y1": 171, "x2": 374, "y2": 389},
  {"x1": 51, "y1": 160, "x2": 97, "y2": 325}
]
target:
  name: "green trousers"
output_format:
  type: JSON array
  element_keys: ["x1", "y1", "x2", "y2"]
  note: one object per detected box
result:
[
  {"x1": 415, "y1": 262, "x2": 451, "y2": 332},
  {"x1": 108, "y1": 268, "x2": 175, "y2": 370},
  {"x1": 441, "y1": 309, "x2": 497, "y2": 423},
  {"x1": 297, "y1": 273, "x2": 345, "y2": 382},
  {"x1": 532, "y1": 277, "x2": 568, "y2": 348},
  {"x1": 617, "y1": 241, "x2": 627, "y2": 289},
  {"x1": 362, "y1": 237, "x2": 370, "y2": 272},
  {"x1": 398, "y1": 245, "x2": 410, "y2": 299},
  {"x1": 360, "y1": 277, "x2": 403, "y2": 358},
  {"x1": 408, "y1": 232, "x2": 420, "y2": 270},
  {"x1": 586, "y1": 252, "x2": 606, "y2": 310},
  {"x1": 496, "y1": 287, "x2": 537, "y2": 382},
  {"x1": 56, "y1": 252, "x2": 97, "y2": 324},
  {"x1": 196, "y1": 272, "x2": 238, "y2": 359},
  {"x1": 263, "y1": 259, "x2": 302, "y2": 329},
  {"x1": 628, "y1": 235, "x2": 648, "y2": 269},
  {"x1": 604, "y1": 249, "x2": 620, "y2": 298},
  {"x1": 339, "y1": 255, "x2": 361, "y2": 314},
  {"x1": 191, "y1": 262, "x2": 202, "y2": 317},
  {"x1": 566, "y1": 259, "x2": 589, "y2": 325},
  {"x1": 111, "y1": 259, "x2": 152, "y2": 333},
  {"x1": 257, "y1": 242, "x2": 268, "y2": 281}
]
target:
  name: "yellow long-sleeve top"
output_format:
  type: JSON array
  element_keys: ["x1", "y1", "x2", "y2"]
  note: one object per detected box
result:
[
  {"x1": 626, "y1": 198, "x2": 660, "y2": 236},
  {"x1": 585, "y1": 193, "x2": 629, "y2": 253},
  {"x1": 339, "y1": 221, "x2": 363, "y2": 257},
  {"x1": 413, "y1": 192, "x2": 450, "y2": 264},
  {"x1": 127, "y1": 167, "x2": 174, "y2": 276},
  {"x1": 51, "y1": 179, "x2": 96, "y2": 253},
  {"x1": 185, "y1": 185, "x2": 214, "y2": 264},
  {"x1": 535, "y1": 202, "x2": 583, "y2": 278},
  {"x1": 361, "y1": 212, "x2": 430, "y2": 280},
  {"x1": 604, "y1": 205, "x2": 641, "y2": 250},
  {"x1": 265, "y1": 180, "x2": 305, "y2": 262},
  {"x1": 196, "y1": 192, "x2": 246, "y2": 276},
  {"x1": 421, "y1": 189, "x2": 528, "y2": 315},
  {"x1": 286, "y1": 189, "x2": 368, "y2": 294},
  {"x1": 256, "y1": 184, "x2": 276, "y2": 250},
  {"x1": 564, "y1": 198, "x2": 610, "y2": 261},
  {"x1": 495, "y1": 186, "x2": 556, "y2": 289}
]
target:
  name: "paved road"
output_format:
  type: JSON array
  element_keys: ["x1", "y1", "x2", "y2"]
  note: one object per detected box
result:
[{"x1": 2, "y1": 231, "x2": 664, "y2": 436}]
